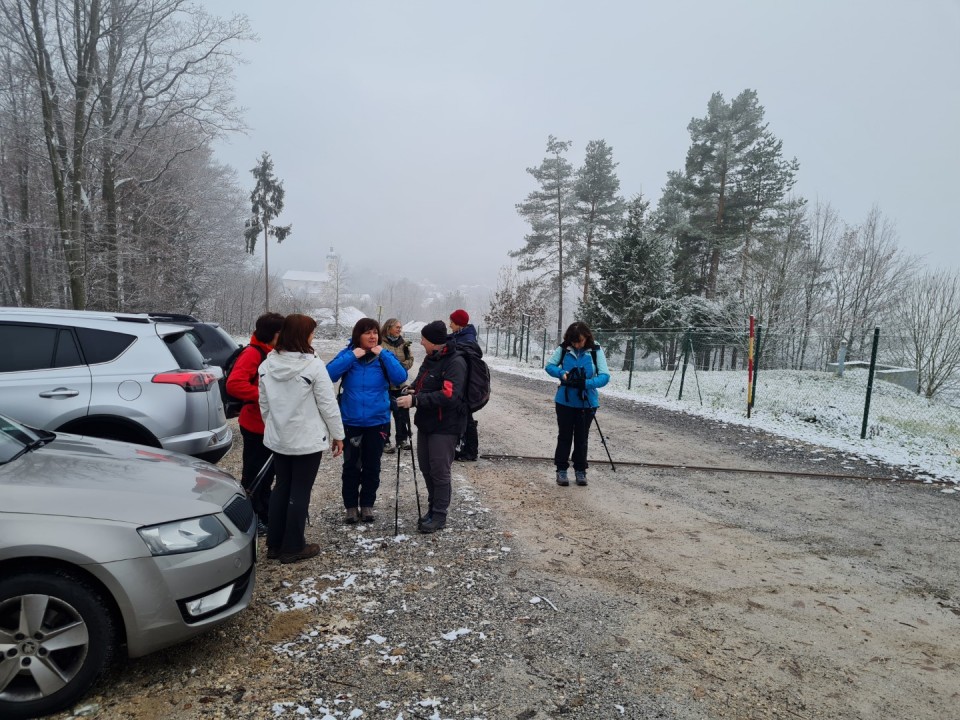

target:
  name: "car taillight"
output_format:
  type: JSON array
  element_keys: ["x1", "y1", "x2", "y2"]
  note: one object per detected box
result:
[{"x1": 152, "y1": 370, "x2": 217, "y2": 392}]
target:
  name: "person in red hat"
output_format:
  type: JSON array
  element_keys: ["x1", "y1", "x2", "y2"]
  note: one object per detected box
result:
[
  {"x1": 226, "y1": 312, "x2": 284, "y2": 533},
  {"x1": 448, "y1": 309, "x2": 481, "y2": 461}
]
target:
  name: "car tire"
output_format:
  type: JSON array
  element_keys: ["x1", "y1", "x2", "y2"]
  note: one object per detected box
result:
[{"x1": 0, "y1": 571, "x2": 117, "y2": 720}]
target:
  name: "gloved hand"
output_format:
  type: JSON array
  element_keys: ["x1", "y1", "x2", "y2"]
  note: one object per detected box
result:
[{"x1": 563, "y1": 369, "x2": 587, "y2": 390}]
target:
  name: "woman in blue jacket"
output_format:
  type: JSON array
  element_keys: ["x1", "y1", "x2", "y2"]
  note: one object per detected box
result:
[
  {"x1": 544, "y1": 321, "x2": 610, "y2": 487},
  {"x1": 327, "y1": 318, "x2": 408, "y2": 523}
]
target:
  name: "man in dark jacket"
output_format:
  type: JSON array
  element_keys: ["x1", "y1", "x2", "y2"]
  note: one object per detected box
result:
[
  {"x1": 448, "y1": 308, "x2": 481, "y2": 461},
  {"x1": 395, "y1": 320, "x2": 467, "y2": 533},
  {"x1": 225, "y1": 312, "x2": 284, "y2": 531}
]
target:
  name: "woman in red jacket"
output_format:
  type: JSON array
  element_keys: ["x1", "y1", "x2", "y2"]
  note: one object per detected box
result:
[{"x1": 226, "y1": 312, "x2": 284, "y2": 532}]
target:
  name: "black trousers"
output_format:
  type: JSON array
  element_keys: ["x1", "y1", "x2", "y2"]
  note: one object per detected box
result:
[
  {"x1": 390, "y1": 405, "x2": 411, "y2": 444},
  {"x1": 267, "y1": 451, "x2": 322, "y2": 554},
  {"x1": 240, "y1": 426, "x2": 274, "y2": 522},
  {"x1": 341, "y1": 423, "x2": 389, "y2": 509},
  {"x1": 458, "y1": 412, "x2": 479, "y2": 458},
  {"x1": 417, "y1": 432, "x2": 458, "y2": 519},
  {"x1": 554, "y1": 403, "x2": 596, "y2": 472}
]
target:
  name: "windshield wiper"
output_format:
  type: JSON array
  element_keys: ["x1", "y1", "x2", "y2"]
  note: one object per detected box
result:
[{"x1": 7, "y1": 433, "x2": 54, "y2": 463}]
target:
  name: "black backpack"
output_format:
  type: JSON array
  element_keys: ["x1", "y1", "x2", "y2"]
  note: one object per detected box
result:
[
  {"x1": 221, "y1": 345, "x2": 267, "y2": 419},
  {"x1": 459, "y1": 343, "x2": 491, "y2": 413}
]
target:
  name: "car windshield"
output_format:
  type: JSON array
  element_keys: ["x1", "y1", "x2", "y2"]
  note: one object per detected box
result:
[{"x1": 0, "y1": 415, "x2": 52, "y2": 464}]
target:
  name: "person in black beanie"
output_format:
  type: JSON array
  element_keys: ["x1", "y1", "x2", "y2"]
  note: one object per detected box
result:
[
  {"x1": 448, "y1": 308, "x2": 482, "y2": 461},
  {"x1": 395, "y1": 320, "x2": 467, "y2": 533}
]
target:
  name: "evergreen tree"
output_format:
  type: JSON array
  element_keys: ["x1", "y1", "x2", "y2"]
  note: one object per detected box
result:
[
  {"x1": 244, "y1": 152, "x2": 292, "y2": 311},
  {"x1": 674, "y1": 90, "x2": 798, "y2": 299},
  {"x1": 579, "y1": 195, "x2": 672, "y2": 329},
  {"x1": 511, "y1": 135, "x2": 577, "y2": 344},
  {"x1": 573, "y1": 139, "x2": 624, "y2": 307},
  {"x1": 656, "y1": 171, "x2": 704, "y2": 297}
]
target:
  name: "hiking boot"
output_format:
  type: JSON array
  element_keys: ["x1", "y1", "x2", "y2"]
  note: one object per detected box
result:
[
  {"x1": 397, "y1": 439, "x2": 411, "y2": 450},
  {"x1": 556, "y1": 470, "x2": 569, "y2": 486},
  {"x1": 279, "y1": 543, "x2": 320, "y2": 564},
  {"x1": 456, "y1": 454, "x2": 478, "y2": 462},
  {"x1": 383, "y1": 440, "x2": 396, "y2": 454},
  {"x1": 360, "y1": 506, "x2": 375, "y2": 523},
  {"x1": 344, "y1": 507, "x2": 359, "y2": 524},
  {"x1": 417, "y1": 511, "x2": 433, "y2": 529},
  {"x1": 575, "y1": 470, "x2": 588, "y2": 486},
  {"x1": 256, "y1": 519, "x2": 269, "y2": 537},
  {"x1": 418, "y1": 516, "x2": 446, "y2": 534}
]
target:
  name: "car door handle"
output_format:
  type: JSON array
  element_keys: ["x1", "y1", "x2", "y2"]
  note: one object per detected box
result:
[{"x1": 38, "y1": 387, "x2": 80, "y2": 398}]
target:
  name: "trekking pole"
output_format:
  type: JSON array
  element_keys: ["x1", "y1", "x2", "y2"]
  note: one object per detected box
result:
[
  {"x1": 394, "y1": 429, "x2": 402, "y2": 535},
  {"x1": 592, "y1": 412, "x2": 616, "y2": 472},
  {"x1": 246, "y1": 453, "x2": 274, "y2": 497},
  {"x1": 406, "y1": 417, "x2": 422, "y2": 518}
]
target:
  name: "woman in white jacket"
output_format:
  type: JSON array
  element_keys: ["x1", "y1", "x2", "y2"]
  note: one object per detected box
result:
[{"x1": 259, "y1": 314, "x2": 344, "y2": 563}]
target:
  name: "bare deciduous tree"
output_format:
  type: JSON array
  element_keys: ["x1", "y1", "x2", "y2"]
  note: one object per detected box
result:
[
  {"x1": 484, "y1": 266, "x2": 546, "y2": 330},
  {"x1": 0, "y1": 0, "x2": 251, "y2": 310},
  {"x1": 373, "y1": 277, "x2": 426, "y2": 324},
  {"x1": 323, "y1": 254, "x2": 350, "y2": 332},
  {"x1": 825, "y1": 205, "x2": 917, "y2": 358},
  {"x1": 893, "y1": 269, "x2": 960, "y2": 398}
]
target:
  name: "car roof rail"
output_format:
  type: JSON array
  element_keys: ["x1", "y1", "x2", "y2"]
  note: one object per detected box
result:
[{"x1": 147, "y1": 313, "x2": 200, "y2": 322}]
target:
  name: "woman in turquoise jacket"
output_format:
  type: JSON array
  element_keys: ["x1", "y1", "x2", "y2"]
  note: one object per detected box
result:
[
  {"x1": 327, "y1": 318, "x2": 408, "y2": 523},
  {"x1": 544, "y1": 321, "x2": 610, "y2": 487}
]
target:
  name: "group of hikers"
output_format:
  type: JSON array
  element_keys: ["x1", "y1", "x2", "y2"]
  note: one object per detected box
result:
[{"x1": 225, "y1": 308, "x2": 610, "y2": 565}]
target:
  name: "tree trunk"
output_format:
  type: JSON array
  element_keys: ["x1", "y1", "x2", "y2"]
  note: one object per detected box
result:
[
  {"x1": 556, "y1": 183, "x2": 564, "y2": 345},
  {"x1": 100, "y1": 26, "x2": 120, "y2": 311},
  {"x1": 263, "y1": 224, "x2": 270, "y2": 311},
  {"x1": 18, "y1": 154, "x2": 33, "y2": 305},
  {"x1": 581, "y1": 203, "x2": 597, "y2": 306},
  {"x1": 705, "y1": 166, "x2": 728, "y2": 299}
]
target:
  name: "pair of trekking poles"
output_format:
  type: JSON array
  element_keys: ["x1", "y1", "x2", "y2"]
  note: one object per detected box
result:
[
  {"x1": 392, "y1": 416, "x2": 422, "y2": 535},
  {"x1": 246, "y1": 423, "x2": 421, "y2": 537}
]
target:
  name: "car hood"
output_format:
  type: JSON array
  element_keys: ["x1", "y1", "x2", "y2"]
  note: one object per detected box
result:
[{"x1": 0, "y1": 434, "x2": 243, "y2": 525}]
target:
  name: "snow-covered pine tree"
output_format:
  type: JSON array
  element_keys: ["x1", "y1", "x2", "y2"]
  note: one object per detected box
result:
[
  {"x1": 512, "y1": 136, "x2": 578, "y2": 344},
  {"x1": 573, "y1": 140, "x2": 624, "y2": 307},
  {"x1": 579, "y1": 195, "x2": 672, "y2": 331},
  {"x1": 245, "y1": 152, "x2": 292, "y2": 311},
  {"x1": 674, "y1": 90, "x2": 798, "y2": 300}
]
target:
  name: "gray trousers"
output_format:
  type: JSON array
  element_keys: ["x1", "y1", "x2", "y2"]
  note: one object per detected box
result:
[{"x1": 416, "y1": 432, "x2": 458, "y2": 519}]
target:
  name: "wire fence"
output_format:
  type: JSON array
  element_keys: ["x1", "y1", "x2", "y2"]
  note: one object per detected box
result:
[{"x1": 476, "y1": 322, "x2": 960, "y2": 469}]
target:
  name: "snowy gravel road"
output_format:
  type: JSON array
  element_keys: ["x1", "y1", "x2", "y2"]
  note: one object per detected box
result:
[{"x1": 54, "y1": 367, "x2": 960, "y2": 720}]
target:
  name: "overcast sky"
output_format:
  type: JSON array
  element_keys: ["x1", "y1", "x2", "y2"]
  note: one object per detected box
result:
[{"x1": 201, "y1": 0, "x2": 960, "y2": 294}]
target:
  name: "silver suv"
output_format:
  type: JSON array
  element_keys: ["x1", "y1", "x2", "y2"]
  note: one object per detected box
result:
[{"x1": 0, "y1": 308, "x2": 232, "y2": 462}]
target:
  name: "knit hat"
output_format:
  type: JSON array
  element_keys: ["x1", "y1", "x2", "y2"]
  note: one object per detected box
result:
[
  {"x1": 450, "y1": 309, "x2": 469, "y2": 327},
  {"x1": 421, "y1": 320, "x2": 448, "y2": 345}
]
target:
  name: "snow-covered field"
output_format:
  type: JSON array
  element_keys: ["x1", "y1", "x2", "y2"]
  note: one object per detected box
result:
[{"x1": 489, "y1": 355, "x2": 960, "y2": 485}]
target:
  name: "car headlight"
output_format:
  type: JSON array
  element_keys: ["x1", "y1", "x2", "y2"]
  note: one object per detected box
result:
[{"x1": 138, "y1": 515, "x2": 229, "y2": 556}]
